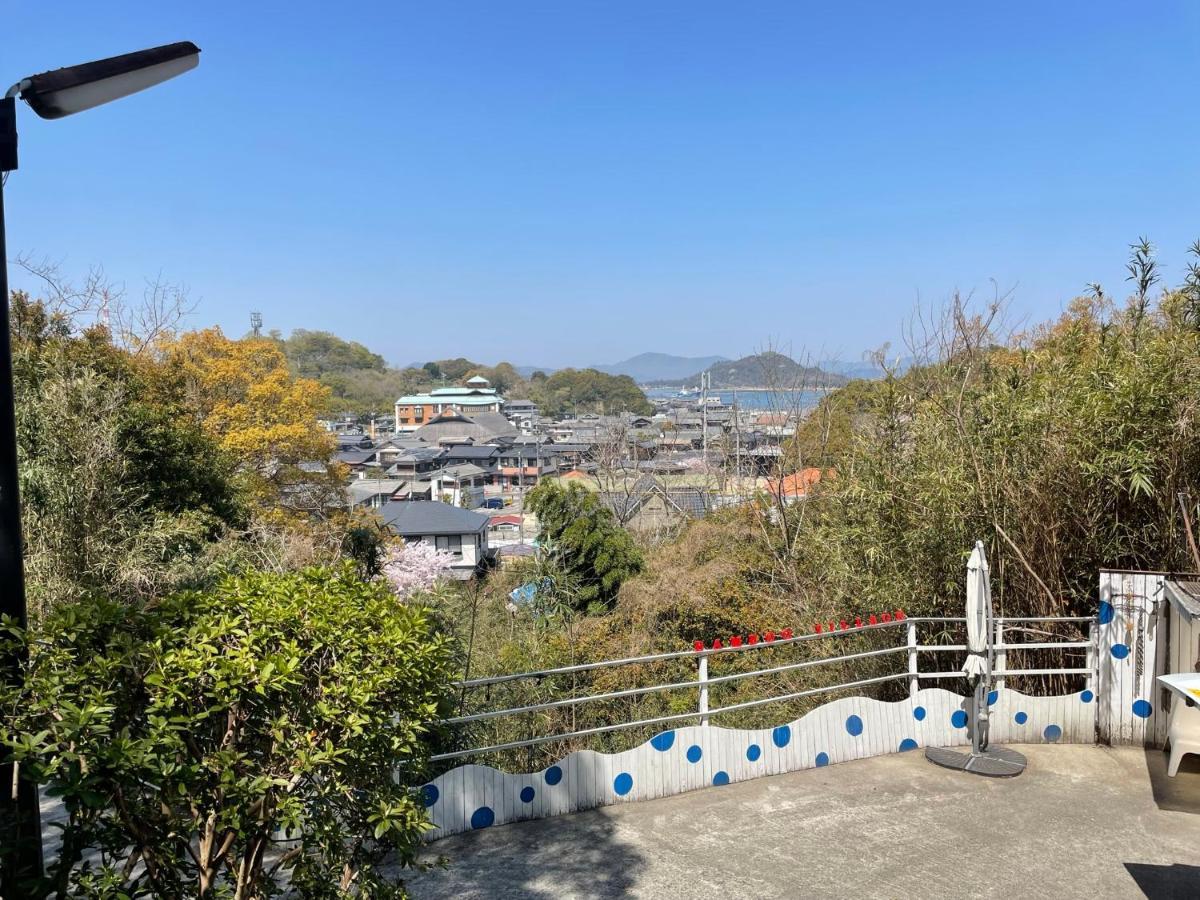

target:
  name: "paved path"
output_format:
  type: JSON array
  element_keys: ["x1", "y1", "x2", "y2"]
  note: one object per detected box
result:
[{"x1": 404, "y1": 745, "x2": 1200, "y2": 899}]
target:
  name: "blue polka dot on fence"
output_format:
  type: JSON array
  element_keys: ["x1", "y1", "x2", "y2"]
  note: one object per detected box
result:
[
  {"x1": 1098, "y1": 600, "x2": 1114, "y2": 625},
  {"x1": 899, "y1": 738, "x2": 918, "y2": 752},
  {"x1": 1043, "y1": 724, "x2": 1062, "y2": 742},
  {"x1": 544, "y1": 765, "x2": 563, "y2": 785},
  {"x1": 1081, "y1": 690, "x2": 1094, "y2": 703},
  {"x1": 913, "y1": 705, "x2": 926, "y2": 721},
  {"x1": 747, "y1": 743, "x2": 762, "y2": 762},
  {"x1": 951, "y1": 709, "x2": 968, "y2": 729},
  {"x1": 1015, "y1": 711, "x2": 1028, "y2": 725},
  {"x1": 1132, "y1": 699, "x2": 1153, "y2": 719},
  {"x1": 519, "y1": 786, "x2": 535, "y2": 803},
  {"x1": 613, "y1": 773, "x2": 633, "y2": 796},
  {"x1": 987, "y1": 690, "x2": 998, "y2": 706},
  {"x1": 713, "y1": 771, "x2": 730, "y2": 786},
  {"x1": 650, "y1": 730, "x2": 675, "y2": 752},
  {"x1": 471, "y1": 806, "x2": 495, "y2": 829},
  {"x1": 845, "y1": 715, "x2": 863, "y2": 737},
  {"x1": 772, "y1": 725, "x2": 791, "y2": 748},
  {"x1": 421, "y1": 784, "x2": 438, "y2": 807},
  {"x1": 815, "y1": 751, "x2": 830, "y2": 767},
  {"x1": 1111, "y1": 643, "x2": 1130, "y2": 660},
  {"x1": 686, "y1": 744, "x2": 703, "y2": 763}
]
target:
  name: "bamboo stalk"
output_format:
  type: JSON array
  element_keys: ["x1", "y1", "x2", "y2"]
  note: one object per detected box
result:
[
  {"x1": 1176, "y1": 492, "x2": 1200, "y2": 572},
  {"x1": 994, "y1": 522, "x2": 1057, "y2": 608}
]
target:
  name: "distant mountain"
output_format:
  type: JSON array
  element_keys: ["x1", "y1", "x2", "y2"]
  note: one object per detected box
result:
[
  {"x1": 818, "y1": 356, "x2": 915, "y2": 380},
  {"x1": 650, "y1": 351, "x2": 850, "y2": 389},
  {"x1": 594, "y1": 352, "x2": 728, "y2": 383},
  {"x1": 514, "y1": 364, "x2": 558, "y2": 378}
]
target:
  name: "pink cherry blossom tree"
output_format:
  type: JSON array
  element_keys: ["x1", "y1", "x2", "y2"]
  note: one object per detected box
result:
[{"x1": 381, "y1": 540, "x2": 456, "y2": 599}]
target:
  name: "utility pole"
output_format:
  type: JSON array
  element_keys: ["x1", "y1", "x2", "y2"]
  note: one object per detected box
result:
[
  {"x1": 734, "y1": 389, "x2": 741, "y2": 496},
  {"x1": 701, "y1": 370, "x2": 709, "y2": 464}
]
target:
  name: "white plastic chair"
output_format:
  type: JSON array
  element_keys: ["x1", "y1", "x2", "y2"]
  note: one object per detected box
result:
[{"x1": 1167, "y1": 701, "x2": 1200, "y2": 776}]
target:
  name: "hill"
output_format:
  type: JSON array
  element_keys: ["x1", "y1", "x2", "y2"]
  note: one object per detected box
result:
[
  {"x1": 594, "y1": 352, "x2": 728, "y2": 383},
  {"x1": 514, "y1": 364, "x2": 558, "y2": 379},
  {"x1": 818, "y1": 356, "x2": 914, "y2": 380},
  {"x1": 649, "y1": 351, "x2": 849, "y2": 389}
]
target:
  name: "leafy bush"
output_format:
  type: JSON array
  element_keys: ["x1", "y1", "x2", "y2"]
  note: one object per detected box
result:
[{"x1": 0, "y1": 565, "x2": 457, "y2": 898}]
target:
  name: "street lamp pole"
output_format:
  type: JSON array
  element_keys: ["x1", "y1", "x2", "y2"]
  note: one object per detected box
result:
[
  {"x1": 0, "y1": 94, "x2": 42, "y2": 895},
  {"x1": 0, "y1": 42, "x2": 200, "y2": 898}
]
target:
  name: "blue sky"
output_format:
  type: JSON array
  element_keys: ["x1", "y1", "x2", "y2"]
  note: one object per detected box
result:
[{"x1": 5, "y1": 2, "x2": 1200, "y2": 368}]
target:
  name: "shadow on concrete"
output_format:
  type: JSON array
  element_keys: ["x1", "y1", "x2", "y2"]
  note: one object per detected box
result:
[
  {"x1": 404, "y1": 807, "x2": 644, "y2": 900},
  {"x1": 1124, "y1": 862, "x2": 1200, "y2": 899},
  {"x1": 1142, "y1": 748, "x2": 1200, "y2": 814}
]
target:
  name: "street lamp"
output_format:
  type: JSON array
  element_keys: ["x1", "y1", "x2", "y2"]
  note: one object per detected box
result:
[{"x1": 0, "y1": 41, "x2": 200, "y2": 898}]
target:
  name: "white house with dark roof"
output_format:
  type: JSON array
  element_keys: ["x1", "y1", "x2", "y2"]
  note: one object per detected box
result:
[
  {"x1": 379, "y1": 501, "x2": 492, "y2": 578},
  {"x1": 429, "y1": 463, "x2": 491, "y2": 508}
]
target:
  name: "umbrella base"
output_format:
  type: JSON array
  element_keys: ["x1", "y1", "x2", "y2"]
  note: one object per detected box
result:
[{"x1": 925, "y1": 745, "x2": 1027, "y2": 778}]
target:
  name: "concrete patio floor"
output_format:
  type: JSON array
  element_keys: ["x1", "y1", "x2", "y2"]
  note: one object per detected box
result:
[{"x1": 404, "y1": 745, "x2": 1200, "y2": 900}]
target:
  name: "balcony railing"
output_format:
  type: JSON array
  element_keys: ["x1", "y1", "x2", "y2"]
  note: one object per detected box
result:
[{"x1": 432, "y1": 614, "x2": 1095, "y2": 762}]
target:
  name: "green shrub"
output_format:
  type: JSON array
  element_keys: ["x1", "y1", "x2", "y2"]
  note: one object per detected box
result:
[{"x1": 0, "y1": 565, "x2": 456, "y2": 898}]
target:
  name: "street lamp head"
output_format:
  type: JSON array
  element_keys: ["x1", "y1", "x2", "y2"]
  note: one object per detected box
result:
[{"x1": 12, "y1": 41, "x2": 200, "y2": 120}]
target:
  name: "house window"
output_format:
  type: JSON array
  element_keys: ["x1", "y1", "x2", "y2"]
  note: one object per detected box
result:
[{"x1": 435, "y1": 534, "x2": 463, "y2": 556}]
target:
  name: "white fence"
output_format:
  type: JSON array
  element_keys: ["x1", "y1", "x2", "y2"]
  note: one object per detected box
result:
[
  {"x1": 420, "y1": 570, "x2": 1170, "y2": 839},
  {"x1": 1097, "y1": 570, "x2": 1173, "y2": 748}
]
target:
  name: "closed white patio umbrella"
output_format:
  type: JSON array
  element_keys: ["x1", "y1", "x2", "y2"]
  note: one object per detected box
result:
[
  {"x1": 962, "y1": 541, "x2": 990, "y2": 679},
  {"x1": 926, "y1": 540, "x2": 1027, "y2": 777}
]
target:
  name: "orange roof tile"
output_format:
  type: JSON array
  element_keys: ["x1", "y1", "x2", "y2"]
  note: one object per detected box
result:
[{"x1": 768, "y1": 467, "x2": 827, "y2": 497}]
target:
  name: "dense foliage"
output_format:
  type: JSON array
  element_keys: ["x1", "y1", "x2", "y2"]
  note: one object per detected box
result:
[
  {"x1": 525, "y1": 481, "x2": 643, "y2": 612},
  {"x1": 527, "y1": 368, "x2": 653, "y2": 418},
  {"x1": 281, "y1": 329, "x2": 387, "y2": 378},
  {"x1": 6, "y1": 289, "x2": 465, "y2": 897},
  {"x1": 161, "y1": 328, "x2": 343, "y2": 514},
  {"x1": 278, "y1": 331, "x2": 428, "y2": 417},
  {"x1": 11, "y1": 294, "x2": 244, "y2": 617},
  {"x1": 0, "y1": 566, "x2": 456, "y2": 899},
  {"x1": 810, "y1": 283, "x2": 1200, "y2": 619}
]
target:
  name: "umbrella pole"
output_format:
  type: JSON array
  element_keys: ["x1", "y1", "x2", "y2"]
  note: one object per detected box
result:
[
  {"x1": 979, "y1": 557, "x2": 994, "y2": 753},
  {"x1": 972, "y1": 678, "x2": 985, "y2": 755}
]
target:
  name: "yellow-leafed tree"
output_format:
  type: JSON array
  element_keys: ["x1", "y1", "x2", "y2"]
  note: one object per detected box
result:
[{"x1": 160, "y1": 328, "x2": 340, "y2": 512}]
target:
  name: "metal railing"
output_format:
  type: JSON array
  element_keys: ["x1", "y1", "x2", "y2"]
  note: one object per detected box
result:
[{"x1": 433, "y1": 615, "x2": 1096, "y2": 762}]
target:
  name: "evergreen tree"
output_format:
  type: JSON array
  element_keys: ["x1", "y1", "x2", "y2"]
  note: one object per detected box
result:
[{"x1": 526, "y1": 481, "x2": 643, "y2": 612}]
